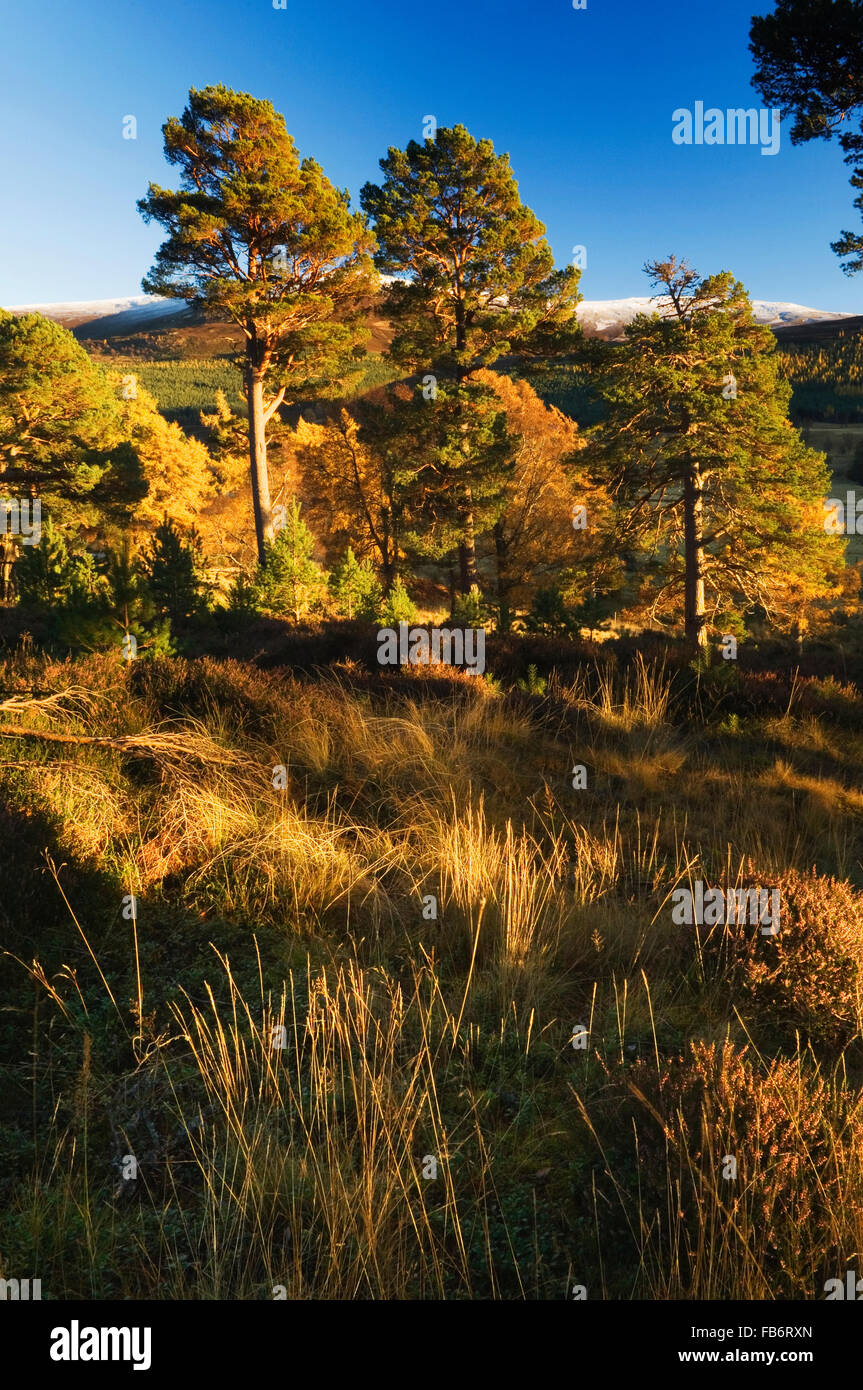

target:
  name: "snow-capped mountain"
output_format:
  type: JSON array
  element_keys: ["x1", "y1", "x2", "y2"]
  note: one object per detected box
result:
[
  {"x1": 5, "y1": 295, "x2": 192, "y2": 333},
  {"x1": 575, "y1": 298, "x2": 855, "y2": 340},
  {"x1": 3, "y1": 291, "x2": 856, "y2": 341}
]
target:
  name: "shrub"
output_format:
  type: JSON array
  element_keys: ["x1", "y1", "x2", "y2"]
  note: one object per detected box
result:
[
  {"x1": 693, "y1": 865, "x2": 863, "y2": 1046},
  {"x1": 140, "y1": 515, "x2": 206, "y2": 625},
  {"x1": 329, "y1": 547, "x2": 381, "y2": 620},
  {"x1": 253, "y1": 498, "x2": 328, "y2": 622},
  {"x1": 736, "y1": 868, "x2": 863, "y2": 1046},
  {"x1": 379, "y1": 575, "x2": 416, "y2": 625},
  {"x1": 588, "y1": 1041, "x2": 842, "y2": 1296}
]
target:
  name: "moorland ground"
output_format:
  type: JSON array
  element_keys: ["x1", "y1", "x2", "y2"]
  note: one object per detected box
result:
[{"x1": 3, "y1": 630, "x2": 863, "y2": 1299}]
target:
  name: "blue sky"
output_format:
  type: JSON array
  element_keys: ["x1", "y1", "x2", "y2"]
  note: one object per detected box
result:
[{"x1": 0, "y1": 0, "x2": 859, "y2": 311}]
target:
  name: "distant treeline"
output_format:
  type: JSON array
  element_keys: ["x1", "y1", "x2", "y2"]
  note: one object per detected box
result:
[
  {"x1": 92, "y1": 333, "x2": 863, "y2": 436},
  {"x1": 96, "y1": 353, "x2": 397, "y2": 434},
  {"x1": 777, "y1": 333, "x2": 863, "y2": 422}
]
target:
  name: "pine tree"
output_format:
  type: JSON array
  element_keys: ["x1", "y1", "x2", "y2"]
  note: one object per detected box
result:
[
  {"x1": 329, "y1": 546, "x2": 381, "y2": 620},
  {"x1": 141, "y1": 516, "x2": 205, "y2": 626},
  {"x1": 525, "y1": 584, "x2": 578, "y2": 637},
  {"x1": 360, "y1": 124, "x2": 582, "y2": 589},
  {"x1": 138, "y1": 85, "x2": 376, "y2": 564},
  {"x1": 750, "y1": 0, "x2": 863, "y2": 272},
  {"x1": 585, "y1": 257, "x2": 845, "y2": 647},
  {"x1": 379, "y1": 574, "x2": 416, "y2": 625},
  {"x1": 359, "y1": 378, "x2": 517, "y2": 587},
  {"x1": 254, "y1": 497, "x2": 328, "y2": 621},
  {"x1": 449, "y1": 584, "x2": 489, "y2": 626},
  {"x1": 361, "y1": 124, "x2": 582, "y2": 376},
  {"x1": 14, "y1": 517, "x2": 75, "y2": 607},
  {"x1": 0, "y1": 311, "x2": 146, "y2": 517}
]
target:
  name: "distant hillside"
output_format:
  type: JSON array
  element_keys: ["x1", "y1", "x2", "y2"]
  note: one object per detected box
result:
[
  {"x1": 775, "y1": 318, "x2": 863, "y2": 423},
  {"x1": 773, "y1": 315, "x2": 863, "y2": 345},
  {"x1": 5, "y1": 292, "x2": 392, "y2": 359}
]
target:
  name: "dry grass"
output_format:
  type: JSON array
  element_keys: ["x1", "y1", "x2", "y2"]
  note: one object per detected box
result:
[{"x1": 3, "y1": 648, "x2": 863, "y2": 1299}]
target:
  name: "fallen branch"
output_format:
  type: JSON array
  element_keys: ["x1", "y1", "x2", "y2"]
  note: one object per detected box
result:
[
  {"x1": 0, "y1": 725, "x2": 125, "y2": 748},
  {"x1": 0, "y1": 723, "x2": 252, "y2": 766},
  {"x1": 0, "y1": 687, "x2": 102, "y2": 716}
]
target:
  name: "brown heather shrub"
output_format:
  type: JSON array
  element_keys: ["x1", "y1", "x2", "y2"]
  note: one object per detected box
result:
[
  {"x1": 587, "y1": 1040, "x2": 844, "y2": 1295},
  {"x1": 701, "y1": 867, "x2": 863, "y2": 1047},
  {"x1": 736, "y1": 670, "x2": 863, "y2": 723},
  {"x1": 635, "y1": 1040, "x2": 832, "y2": 1220},
  {"x1": 130, "y1": 656, "x2": 291, "y2": 732}
]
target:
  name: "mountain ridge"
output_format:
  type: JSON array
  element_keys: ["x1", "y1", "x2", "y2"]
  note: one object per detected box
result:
[{"x1": 5, "y1": 292, "x2": 857, "y2": 344}]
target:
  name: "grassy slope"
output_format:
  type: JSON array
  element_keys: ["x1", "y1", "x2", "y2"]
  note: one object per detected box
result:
[{"x1": 2, "y1": 644, "x2": 863, "y2": 1299}]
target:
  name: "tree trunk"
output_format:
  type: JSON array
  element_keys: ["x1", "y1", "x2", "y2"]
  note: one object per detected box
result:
[
  {"x1": 380, "y1": 507, "x2": 396, "y2": 591},
  {"x1": 493, "y1": 520, "x2": 511, "y2": 631},
  {"x1": 0, "y1": 535, "x2": 15, "y2": 603},
  {"x1": 793, "y1": 614, "x2": 806, "y2": 654},
  {"x1": 458, "y1": 496, "x2": 478, "y2": 594},
  {"x1": 455, "y1": 294, "x2": 466, "y2": 358},
  {"x1": 246, "y1": 365, "x2": 272, "y2": 567},
  {"x1": 683, "y1": 465, "x2": 707, "y2": 649},
  {"x1": 453, "y1": 291, "x2": 479, "y2": 595}
]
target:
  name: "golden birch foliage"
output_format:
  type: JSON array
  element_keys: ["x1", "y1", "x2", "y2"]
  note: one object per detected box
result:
[
  {"x1": 472, "y1": 369, "x2": 618, "y2": 612},
  {"x1": 108, "y1": 373, "x2": 216, "y2": 532}
]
